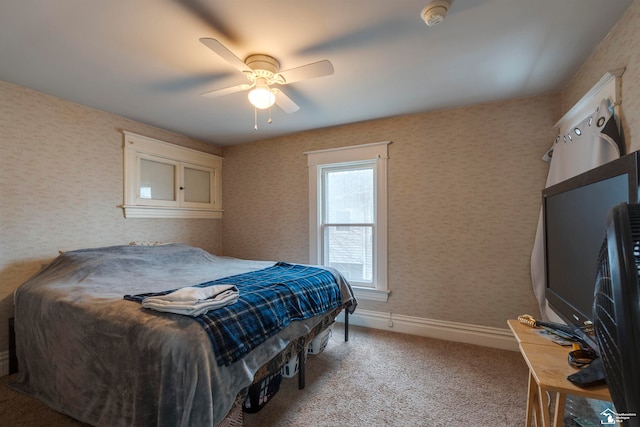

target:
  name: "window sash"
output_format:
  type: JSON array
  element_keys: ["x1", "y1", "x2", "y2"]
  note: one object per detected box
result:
[
  {"x1": 321, "y1": 163, "x2": 375, "y2": 225},
  {"x1": 321, "y1": 223, "x2": 375, "y2": 287}
]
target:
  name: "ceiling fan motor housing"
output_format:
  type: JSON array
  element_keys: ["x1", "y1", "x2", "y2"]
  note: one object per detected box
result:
[{"x1": 244, "y1": 54, "x2": 282, "y2": 83}]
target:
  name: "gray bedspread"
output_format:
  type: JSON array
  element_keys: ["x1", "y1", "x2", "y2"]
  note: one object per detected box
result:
[{"x1": 11, "y1": 244, "x2": 355, "y2": 426}]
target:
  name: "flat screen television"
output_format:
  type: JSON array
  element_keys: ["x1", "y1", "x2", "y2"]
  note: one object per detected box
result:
[{"x1": 543, "y1": 151, "x2": 640, "y2": 351}]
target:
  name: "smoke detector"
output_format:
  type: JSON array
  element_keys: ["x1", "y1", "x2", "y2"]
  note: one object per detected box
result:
[{"x1": 421, "y1": 0, "x2": 450, "y2": 26}]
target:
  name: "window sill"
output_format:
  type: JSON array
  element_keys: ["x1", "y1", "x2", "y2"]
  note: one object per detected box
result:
[{"x1": 351, "y1": 286, "x2": 390, "y2": 302}]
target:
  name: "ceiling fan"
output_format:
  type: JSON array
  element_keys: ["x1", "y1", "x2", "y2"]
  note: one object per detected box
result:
[{"x1": 199, "y1": 38, "x2": 334, "y2": 114}]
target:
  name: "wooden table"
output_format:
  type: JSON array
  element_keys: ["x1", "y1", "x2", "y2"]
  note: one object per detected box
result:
[{"x1": 507, "y1": 319, "x2": 611, "y2": 427}]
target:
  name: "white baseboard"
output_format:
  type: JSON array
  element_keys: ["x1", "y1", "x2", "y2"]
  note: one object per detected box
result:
[
  {"x1": 336, "y1": 309, "x2": 519, "y2": 352},
  {"x1": 0, "y1": 350, "x2": 9, "y2": 377}
]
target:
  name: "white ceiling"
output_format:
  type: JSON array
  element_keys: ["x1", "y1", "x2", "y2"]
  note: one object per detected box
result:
[{"x1": 0, "y1": 0, "x2": 633, "y2": 146}]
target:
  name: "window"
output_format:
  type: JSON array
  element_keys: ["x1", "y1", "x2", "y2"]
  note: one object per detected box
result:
[{"x1": 306, "y1": 142, "x2": 390, "y2": 301}]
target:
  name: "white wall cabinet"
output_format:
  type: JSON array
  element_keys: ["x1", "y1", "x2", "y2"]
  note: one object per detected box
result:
[{"x1": 122, "y1": 131, "x2": 223, "y2": 219}]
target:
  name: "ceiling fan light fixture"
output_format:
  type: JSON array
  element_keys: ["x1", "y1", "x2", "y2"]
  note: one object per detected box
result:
[{"x1": 248, "y1": 79, "x2": 276, "y2": 109}]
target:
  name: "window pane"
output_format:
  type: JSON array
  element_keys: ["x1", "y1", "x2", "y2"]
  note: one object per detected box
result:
[
  {"x1": 325, "y1": 168, "x2": 373, "y2": 223},
  {"x1": 324, "y1": 225, "x2": 373, "y2": 285},
  {"x1": 184, "y1": 167, "x2": 211, "y2": 203},
  {"x1": 140, "y1": 159, "x2": 175, "y2": 201}
]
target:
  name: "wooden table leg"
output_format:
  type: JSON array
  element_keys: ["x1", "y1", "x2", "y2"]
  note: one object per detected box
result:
[
  {"x1": 538, "y1": 385, "x2": 551, "y2": 427},
  {"x1": 526, "y1": 371, "x2": 537, "y2": 427},
  {"x1": 553, "y1": 392, "x2": 566, "y2": 427}
]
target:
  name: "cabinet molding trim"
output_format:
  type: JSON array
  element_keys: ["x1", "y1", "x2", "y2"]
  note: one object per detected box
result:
[{"x1": 122, "y1": 206, "x2": 223, "y2": 219}]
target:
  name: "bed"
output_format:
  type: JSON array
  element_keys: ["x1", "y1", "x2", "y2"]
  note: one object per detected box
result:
[{"x1": 10, "y1": 243, "x2": 356, "y2": 426}]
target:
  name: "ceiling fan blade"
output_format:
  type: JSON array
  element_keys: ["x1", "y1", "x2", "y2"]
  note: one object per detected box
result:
[
  {"x1": 174, "y1": 1, "x2": 240, "y2": 43},
  {"x1": 201, "y1": 83, "x2": 250, "y2": 98},
  {"x1": 274, "y1": 89, "x2": 300, "y2": 113},
  {"x1": 278, "y1": 60, "x2": 334, "y2": 84},
  {"x1": 199, "y1": 38, "x2": 252, "y2": 74}
]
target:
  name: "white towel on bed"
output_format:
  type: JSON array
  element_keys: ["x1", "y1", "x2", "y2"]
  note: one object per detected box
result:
[{"x1": 141, "y1": 284, "x2": 239, "y2": 316}]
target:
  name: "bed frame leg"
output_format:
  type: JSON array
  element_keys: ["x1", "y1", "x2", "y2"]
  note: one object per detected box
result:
[
  {"x1": 297, "y1": 349, "x2": 306, "y2": 390},
  {"x1": 297, "y1": 308, "x2": 349, "y2": 390},
  {"x1": 344, "y1": 309, "x2": 349, "y2": 342}
]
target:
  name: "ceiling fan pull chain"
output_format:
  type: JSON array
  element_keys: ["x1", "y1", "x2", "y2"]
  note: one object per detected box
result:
[
  {"x1": 268, "y1": 107, "x2": 273, "y2": 124},
  {"x1": 254, "y1": 107, "x2": 258, "y2": 130}
]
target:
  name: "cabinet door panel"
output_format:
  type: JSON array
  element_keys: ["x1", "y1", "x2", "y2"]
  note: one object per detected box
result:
[
  {"x1": 140, "y1": 158, "x2": 176, "y2": 201},
  {"x1": 183, "y1": 166, "x2": 211, "y2": 203},
  {"x1": 181, "y1": 164, "x2": 215, "y2": 208},
  {"x1": 137, "y1": 156, "x2": 179, "y2": 207}
]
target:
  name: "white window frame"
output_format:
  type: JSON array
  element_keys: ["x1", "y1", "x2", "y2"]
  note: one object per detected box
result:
[{"x1": 306, "y1": 141, "x2": 390, "y2": 302}]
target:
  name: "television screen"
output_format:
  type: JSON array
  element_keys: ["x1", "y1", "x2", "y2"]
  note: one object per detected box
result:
[{"x1": 543, "y1": 151, "x2": 639, "y2": 350}]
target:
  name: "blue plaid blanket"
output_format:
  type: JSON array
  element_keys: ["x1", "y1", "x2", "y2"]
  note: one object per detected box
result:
[{"x1": 125, "y1": 263, "x2": 343, "y2": 366}]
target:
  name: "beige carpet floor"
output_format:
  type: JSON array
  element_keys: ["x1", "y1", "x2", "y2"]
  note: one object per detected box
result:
[
  {"x1": 244, "y1": 325, "x2": 529, "y2": 427},
  {"x1": 2, "y1": 325, "x2": 534, "y2": 426}
]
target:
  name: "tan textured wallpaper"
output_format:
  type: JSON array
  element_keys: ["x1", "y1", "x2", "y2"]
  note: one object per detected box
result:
[
  {"x1": 0, "y1": 81, "x2": 223, "y2": 352},
  {"x1": 3, "y1": 0, "x2": 638, "y2": 355},
  {"x1": 563, "y1": 0, "x2": 640, "y2": 154},
  {"x1": 222, "y1": 0, "x2": 640, "y2": 332},
  {"x1": 222, "y1": 94, "x2": 559, "y2": 329}
]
